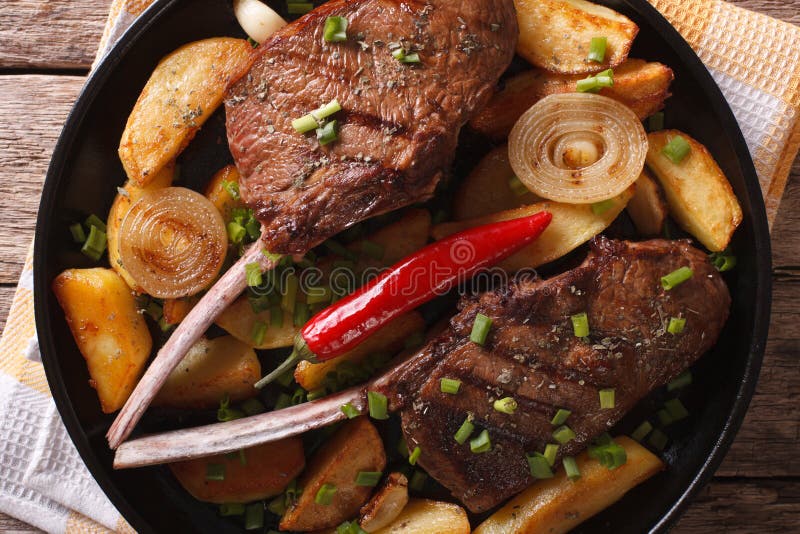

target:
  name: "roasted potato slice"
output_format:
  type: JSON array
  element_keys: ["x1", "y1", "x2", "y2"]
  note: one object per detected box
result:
[
  {"x1": 215, "y1": 295, "x2": 298, "y2": 349},
  {"x1": 359, "y1": 472, "x2": 409, "y2": 532},
  {"x1": 169, "y1": 438, "x2": 304, "y2": 504},
  {"x1": 205, "y1": 164, "x2": 244, "y2": 220},
  {"x1": 371, "y1": 499, "x2": 470, "y2": 534},
  {"x1": 515, "y1": 0, "x2": 638, "y2": 74},
  {"x1": 52, "y1": 268, "x2": 152, "y2": 413},
  {"x1": 433, "y1": 188, "x2": 634, "y2": 272},
  {"x1": 453, "y1": 145, "x2": 539, "y2": 220},
  {"x1": 627, "y1": 168, "x2": 668, "y2": 236},
  {"x1": 470, "y1": 59, "x2": 673, "y2": 140},
  {"x1": 646, "y1": 130, "x2": 742, "y2": 251},
  {"x1": 162, "y1": 295, "x2": 197, "y2": 325},
  {"x1": 153, "y1": 336, "x2": 260, "y2": 409},
  {"x1": 474, "y1": 437, "x2": 663, "y2": 534},
  {"x1": 348, "y1": 209, "x2": 432, "y2": 265},
  {"x1": 280, "y1": 418, "x2": 387, "y2": 532},
  {"x1": 119, "y1": 38, "x2": 255, "y2": 185}
]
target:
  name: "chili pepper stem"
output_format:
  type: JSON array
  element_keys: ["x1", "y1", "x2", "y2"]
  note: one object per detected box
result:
[{"x1": 254, "y1": 335, "x2": 318, "y2": 389}]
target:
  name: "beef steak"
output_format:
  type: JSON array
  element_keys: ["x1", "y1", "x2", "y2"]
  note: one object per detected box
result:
[{"x1": 225, "y1": 0, "x2": 517, "y2": 253}]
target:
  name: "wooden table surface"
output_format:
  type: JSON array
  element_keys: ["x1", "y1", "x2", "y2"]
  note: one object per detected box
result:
[{"x1": 0, "y1": 0, "x2": 798, "y2": 532}]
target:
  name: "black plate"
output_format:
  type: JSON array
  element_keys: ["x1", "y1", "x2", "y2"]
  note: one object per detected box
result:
[{"x1": 34, "y1": 0, "x2": 772, "y2": 532}]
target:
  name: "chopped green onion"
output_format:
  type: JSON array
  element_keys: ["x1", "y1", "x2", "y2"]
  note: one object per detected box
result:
[
  {"x1": 281, "y1": 272, "x2": 299, "y2": 312},
  {"x1": 222, "y1": 179, "x2": 240, "y2": 201},
  {"x1": 552, "y1": 425, "x2": 576, "y2": 445},
  {"x1": 527, "y1": 453, "x2": 554, "y2": 479},
  {"x1": 267, "y1": 495, "x2": 286, "y2": 515},
  {"x1": 662, "y1": 135, "x2": 691, "y2": 164},
  {"x1": 551, "y1": 408, "x2": 572, "y2": 426},
  {"x1": 667, "y1": 371, "x2": 692, "y2": 392},
  {"x1": 563, "y1": 456, "x2": 581, "y2": 480},
  {"x1": 69, "y1": 223, "x2": 86, "y2": 243},
  {"x1": 219, "y1": 503, "x2": 245, "y2": 516},
  {"x1": 323, "y1": 16, "x2": 348, "y2": 43},
  {"x1": 324, "y1": 239, "x2": 358, "y2": 260},
  {"x1": 316, "y1": 119, "x2": 339, "y2": 146},
  {"x1": 294, "y1": 302, "x2": 310, "y2": 326},
  {"x1": 291, "y1": 387, "x2": 306, "y2": 405},
  {"x1": 274, "y1": 392, "x2": 292, "y2": 410},
  {"x1": 648, "y1": 429, "x2": 669, "y2": 451},
  {"x1": 469, "y1": 429, "x2": 491, "y2": 453},
  {"x1": 631, "y1": 420, "x2": 653, "y2": 442},
  {"x1": 315, "y1": 483, "x2": 337, "y2": 505},
  {"x1": 244, "y1": 502, "x2": 264, "y2": 530},
  {"x1": 217, "y1": 395, "x2": 244, "y2": 422},
  {"x1": 337, "y1": 521, "x2": 367, "y2": 534},
  {"x1": 367, "y1": 391, "x2": 389, "y2": 420},
  {"x1": 355, "y1": 471, "x2": 382, "y2": 486},
  {"x1": 81, "y1": 225, "x2": 107, "y2": 261},
  {"x1": 493, "y1": 397, "x2": 518, "y2": 415},
  {"x1": 241, "y1": 398, "x2": 266, "y2": 416},
  {"x1": 591, "y1": 198, "x2": 615, "y2": 215},
  {"x1": 648, "y1": 111, "x2": 665, "y2": 132},
  {"x1": 661, "y1": 266, "x2": 693, "y2": 290},
  {"x1": 251, "y1": 321, "x2": 267, "y2": 345},
  {"x1": 306, "y1": 388, "x2": 326, "y2": 401},
  {"x1": 245, "y1": 218, "x2": 261, "y2": 240},
  {"x1": 287, "y1": 2, "x2": 313, "y2": 14},
  {"x1": 470, "y1": 313, "x2": 493, "y2": 345},
  {"x1": 599, "y1": 388, "x2": 615, "y2": 409},
  {"x1": 440, "y1": 378, "x2": 462, "y2": 394},
  {"x1": 248, "y1": 292, "x2": 271, "y2": 314},
  {"x1": 292, "y1": 113, "x2": 319, "y2": 133},
  {"x1": 397, "y1": 437, "x2": 409, "y2": 457},
  {"x1": 314, "y1": 99, "x2": 342, "y2": 121},
  {"x1": 84, "y1": 214, "x2": 107, "y2": 233},
  {"x1": 227, "y1": 221, "x2": 246, "y2": 244},
  {"x1": 306, "y1": 286, "x2": 332, "y2": 305},
  {"x1": 587, "y1": 36, "x2": 607, "y2": 63},
  {"x1": 454, "y1": 417, "x2": 475, "y2": 444},
  {"x1": 245, "y1": 262, "x2": 263, "y2": 287},
  {"x1": 543, "y1": 443, "x2": 560, "y2": 467},
  {"x1": 340, "y1": 402, "x2": 360, "y2": 419},
  {"x1": 570, "y1": 312, "x2": 590, "y2": 338},
  {"x1": 588, "y1": 439, "x2": 627, "y2": 469},
  {"x1": 576, "y1": 69, "x2": 614, "y2": 93},
  {"x1": 667, "y1": 316, "x2": 686, "y2": 334},
  {"x1": 391, "y1": 48, "x2": 421, "y2": 63},
  {"x1": 508, "y1": 175, "x2": 530, "y2": 197},
  {"x1": 709, "y1": 250, "x2": 737, "y2": 272},
  {"x1": 270, "y1": 305, "x2": 284, "y2": 327},
  {"x1": 263, "y1": 250, "x2": 283, "y2": 263},
  {"x1": 664, "y1": 398, "x2": 689, "y2": 421},
  {"x1": 657, "y1": 408, "x2": 674, "y2": 427},
  {"x1": 206, "y1": 463, "x2": 225, "y2": 481},
  {"x1": 360, "y1": 240, "x2": 385, "y2": 260},
  {"x1": 409, "y1": 446, "x2": 422, "y2": 465},
  {"x1": 409, "y1": 470, "x2": 427, "y2": 492}
]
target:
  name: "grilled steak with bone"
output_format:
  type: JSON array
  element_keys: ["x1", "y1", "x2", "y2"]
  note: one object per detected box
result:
[{"x1": 114, "y1": 238, "x2": 731, "y2": 513}]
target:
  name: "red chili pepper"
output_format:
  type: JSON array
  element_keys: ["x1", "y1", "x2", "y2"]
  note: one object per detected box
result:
[{"x1": 256, "y1": 211, "x2": 552, "y2": 387}]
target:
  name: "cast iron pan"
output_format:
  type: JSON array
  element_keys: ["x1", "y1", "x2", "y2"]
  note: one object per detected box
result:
[{"x1": 34, "y1": 0, "x2": 772, "y2": 532}]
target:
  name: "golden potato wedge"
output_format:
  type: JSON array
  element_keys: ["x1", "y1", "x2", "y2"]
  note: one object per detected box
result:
[
  {"x1": 205, "y1": 164, "x2": 244, "y2": 220},
  {"x1": 107, "y1": 163, "x2": 175, "y2": 291},
  {"x1": 52, "y1": 268, "x2": 152, "y2": 413},
  {"x1": 119, "y1": 38, "x2": 255, "y2": 185},
  {"x1": 453, "y1": 145, "x2": 539, "y2": 220},
  {"x1": 432, "y1": 188, "x2": 633, "y2": 271},
  {"x1": 294, "y1": 311, "x2": 425, "y2": 392},
  {"x1": 215, "y1": 295, "x2": 298, "y2": 349},
  {"x1": 515, "y1": 0, "x2": 638, "y2": 74},
  {"x1": 162, "y1": 295, "x2": 197, "y2": 325},
  {"x1": 153, "y1": 336, "x2": 260, "y2": 409},
  {"x1": 627, "y1": 168, "x2": 668, "y2": 236},
  {"x1": 646, "y1": 130, "x2": 742, "y2": 251},
  {"x1": 169, "y1": 438, "x2": 304, "y2": 504},
  {"x1": 371, "y1": 499, "x2": 470, "y2": 534},
  {"x1": 474, "y1": 437, "x2": 664, "y2": 534},
  {"x1": 349, "y1": 209, "x2": 432, "y2": 265},
  {"x1": 359, "y1": 473, "x2": 409, "y2": 533},
  {"x1": 470, "y1": 59, "x2": 673, "y2": 140},
  {"x1": 280, "y1": 418, "x2": 387, "y2": 532}
]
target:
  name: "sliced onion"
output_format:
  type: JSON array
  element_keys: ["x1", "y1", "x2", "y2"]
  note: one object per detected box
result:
[
  {"x1": 234, "y1": 0, "x2": 287, "y2": 44},
  {"x1": 119, "y1": 187, "x2": 228, "y2": 299},
  {"x1": 508, "y1": 93, "x2": 647, "y2": 204}
]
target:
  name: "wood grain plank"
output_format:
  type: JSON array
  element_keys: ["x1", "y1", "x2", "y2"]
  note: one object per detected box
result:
[
  {"x1": 729, "y1": 0, "x2": 800, "y2": 25},
  {"x1": 0, "y1": 286, "x2": 17, "y2": 335},
  {"x1": 0, "y1": 513, "x2": 41, "y2": 534}
]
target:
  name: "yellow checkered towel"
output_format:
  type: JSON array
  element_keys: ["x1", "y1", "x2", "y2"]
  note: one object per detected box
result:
[{"x1": 0, "y1": 0, "x2": 798, "y2": 532}]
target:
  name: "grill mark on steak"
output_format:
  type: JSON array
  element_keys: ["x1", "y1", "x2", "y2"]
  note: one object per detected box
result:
[
  {"x1": 225, "y1": 0, "x2": 518, "y2": 253},
  {"x1": 375, "y1": 237, "x2": 731, "y2": 512}
]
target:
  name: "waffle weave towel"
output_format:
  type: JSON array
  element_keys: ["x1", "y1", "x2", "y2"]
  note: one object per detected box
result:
[{"x1": 0, "y1": 0, "x2": 798, "y2": 532}]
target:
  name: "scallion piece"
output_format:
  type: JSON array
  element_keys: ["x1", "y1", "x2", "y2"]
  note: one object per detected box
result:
[
  {"x1": 340, "y1": 402, "x2": 360, "y2": 419},
  {"x1": 576, "y1": 69, "x2": 614, "y2": 93},
  {"x1": 245, "y1": 262, "x2": 263, "y2": 287},
  {"x1": 314, "y1": 99, "x2": 342, "y2": 121},
  {"x1": 274, "y1": 392, "x2": 292, "y2": 410},
  {"x1": 508, "y1": 175, "x2": 529, "y2": 197},
  {"x1": 493, "y1": 397, "x2": 518, "y2": 415},
  {"x1": 409, "y1": 470, "x2": 427, "y2": 492},
  {"x1": 287, "y1": 2, "x2": 313, "y2": 14},
  {"x1": 84, "y1": 214, "x2": 107, "y2": 233},
  {"x1": 662, "y1": 135, "x2": 691, "y2": 164},
  {"x1": 709, "y1": 250, "x2": 737, "y2": 272},
  {"x1": 81, "y1": 225, "x2": 107, "y2": 261},
  {"x1": 391, "y1": 48, "x2": 421, "y2": 64},
  {"x1": 217, "y1": 395, "x2": 245, "y2": 422},
  {"x1": 648, "y1": 428, "x2": 669, "y2": 451},
  {"x1": 219, "y1": 503, "x2": 245, "y2": 516},
  {"x1": 291, "y1": 387, "x2": 306, "y2": 405},
  {"x1": 454, "y1": 417, "x2": 475, "y2": 444},
  {"x1": 323, "y1": 16, "x2": 348, "y2": 43},
  {"x1": 267, "y1": 495, "x2": 286, "y2": 515},
  {"x1": 648, "y1": 111, "x2": 665, "y2": 132},
  {"x1": 227, "y1": 221, "x2": 246, "y2": 244},
  {"x1": 281, "y1": 272, "x2": 299, "y2": 313},
  {"x1": 316, "y1": 119, "x2": 339, "y2": 145},
  {"x1": 306, "y1": 387, "x2": 326, "y2": 401},
  {"x1": 397, "y1": 437, "x2": 409, "y2": 457},
  {"x1": 355, "y1": 471, "x2": 382, "y2": 487},
  {"x1": 667, "y1": 316, "x2": 686, "y2": 335},
  {"x1": 69, "y1": 223, "x2": 86, "y2": 244},
  {"x1": 599, "y1": 388, "x2": 615, "y2": 409},
  {"x1": 440, "y1": 377, "x2": 462, "y2": 394},
  {"x1": 336, "y1": 521, "x2": 368, "y2": 534},
  {"x1": 360, "y1": 240, "x2": 385, "y2": 260},
  {"x1": 294, "y1": 302, "x2": 310, "y2": 326},
  {"x1": 661, "y1": 266, "x2": 693, "y2": 290},
  {"x1": 206, "y1": 463, "x2": 225, "y2": 481},
  {"x1": 315, "y1": 483, "x2": 337, "y2": 505},
  {"x1": 527, "y1": 453, "x2": 554, "y2": 479},
  {"x1": 222, "y1": 179, "x2": 240, "y2": 201},
  {"x1": 587, "y1": 36, "x2": 607, "y2": 63},
  {"x1": 469, "y1": 429, "x2": 491, "y2": 453},
  {"x1": 588, "y1": 439, "x2": 627, "y2": 469},
  {"x1": 657, "y1": 408, "x2": 674, "y2": 427},
  {"x1": 270, "y1": 305, "x2": 284, "y2": 327},
  {"x1": 292, "y1": 113, "x2": 319, "y2": 133},
  {"x1": 552, "y1": 425, "x2": 576, "y2": 445},
  {"x1": 409, "y1": 446, "x2": 422, "y2": 465},
  {"x1": 306, "y1": 286, "x2": 332, "y2": 305},
  {"x1": 667, "y1": 371, "x2": 692, "y2": 392},
  {"x1": 367, "y1": 391, "x2": 389, "y2": 420},
  {"x1": 631, "y1": 420, "x2": 653, "y2": 442},
  {"x1": 591, "y1": 198, "x2": 615, "y2": 215},
  {"x1": 551, "y1": 408, "x2": 572, "y2": 426},
  {"x1": 664, "y1": 398, "x2": 689, "y2": 421},
  {"x1": 543, "y1": 443, "x2": 559, "y2": 467},
  {"x1": 470, "y1": 313, "x2": 493, "y2": 345},
  {"x1": 245, "y1": 218, "x2": 261, "y2": 240},
  {"x1": 570, "y1": 312, "x2": 590, "y2": 338},
  {"x1": 563, "y1": 456, "x2": 581, "y2": 480},
  {"x1": 251, "y1": 321, "x2": 267, "y2": 346},
  {"x1": 241, "y1": 398, "x2": 266, "y2": 416}
]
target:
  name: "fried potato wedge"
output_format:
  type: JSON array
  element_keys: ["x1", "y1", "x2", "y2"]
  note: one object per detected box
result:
[
  {"x1": 515, "y1": 0, "x2": 638, "y2": 74},
  {"x1": 280, "y1": 418, "x2": 387, "y2": 532},
  {"x1": 205, "y1": 164, "x2": 244, "y2": 220},
  {"x1": 474, "y1": 437, "x2": 663, "y2": 534},
  {"x1": 162, "y1": 295, "x2": 197, "y2": 325},
  {"x1": 153, "y1": 336, "x2": 260, "y2": 409},
  {"x1": 433, "y1": 188, "x2": 634, "y2": 271},
  {"x1": 215, "y1": 296, "x2": 298, "y2": 349},
  {"x1": 294, "y1": 311, "x2": 425, "y2": 391},
  {"x1": 470, "y1": 59, "x2": 673, "y2": 140},
  {"x1": 371, "y1": 499, "x2": 470, "y2": 534},
  {"x1": 359, "y1": 472, "x2": 409, "y2": 533},
  {"x1": 348, "y1": 209, "x2": 432, "y2": 265},
  {"x1": 627, "y1": 168, "x2": 668, "y2": 236},
  {"x1": 119, "y1": 38, "x2": 255, "y2": 185},
  {"x1": 107, "y1": 163, "x2": 175, "y2": 291},
  {"x1": 453, "y1": 145, "x2": 539, "y2": 220},
  {"x1": 169, "y1": 438, "x2": 304, "y2": 504},
  {"x1": 52, "y1": 268, "x2": 152, "y2": 413},
  {"x1": 646, "y1": 130, "x2": 742, "y2": 251}
]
